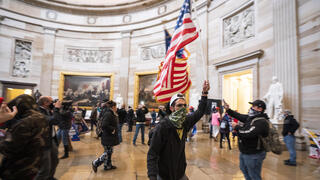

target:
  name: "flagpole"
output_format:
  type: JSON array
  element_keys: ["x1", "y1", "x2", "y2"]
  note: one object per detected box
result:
[{"x1": 191, "y1": 0, "x2": 208, "y2": 82}]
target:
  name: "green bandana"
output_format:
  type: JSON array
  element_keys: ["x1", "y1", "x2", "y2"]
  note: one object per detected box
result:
[{"x1": 169, "y1": 107, "x2": 187, "y2": 129}]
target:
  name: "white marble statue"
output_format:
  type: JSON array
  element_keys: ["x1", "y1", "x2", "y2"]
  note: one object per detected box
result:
[
  {"x1": 115, "y1": 94, "x2": 123, "y2": 108},
  {"x1": 263, "y1": 76, "x2": 284, "y2": 123}
]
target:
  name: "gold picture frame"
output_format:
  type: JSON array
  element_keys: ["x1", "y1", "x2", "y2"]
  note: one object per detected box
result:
[
  {"x1": 133, "y1": 71, "x2": 189, "y2": 110},
  {"x1": 59, "y1": 72, "x2": 114, "y2": 109}
]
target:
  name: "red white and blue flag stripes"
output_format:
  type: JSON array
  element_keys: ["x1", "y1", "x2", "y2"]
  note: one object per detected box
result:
[{"x1": 154, "y1": 0, "x2": 198, "y2": 102}]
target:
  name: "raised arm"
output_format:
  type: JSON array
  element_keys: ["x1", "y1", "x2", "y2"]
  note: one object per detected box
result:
[{"x1": 185, "y1": 81, "x2": 210, "y2": 130}]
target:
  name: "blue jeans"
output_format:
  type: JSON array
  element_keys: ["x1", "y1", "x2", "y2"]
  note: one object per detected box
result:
[
  {"x1": 133, "y1": 124, "x2": 145, "y2": 144},
  {"x1": 118, "y1": 123, "x2": 123, "y2": 143},
  {"x1": 57, "y1": 129, "x2": 69, "y2": 146},
  {"x1": 240, "y1": 151, "x2": 266, "y2": 180},
  {"x1": 284, "y1": 135, "x2": 296, "y2": 163}
]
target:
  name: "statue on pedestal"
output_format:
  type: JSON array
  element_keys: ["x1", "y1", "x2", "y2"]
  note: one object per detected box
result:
[
  {"x1": 263, "y1": 76, "x2": 284, "y2": 123},
  {"x1": 115, "y1": 94, "x2": 123, "y2": 109}
]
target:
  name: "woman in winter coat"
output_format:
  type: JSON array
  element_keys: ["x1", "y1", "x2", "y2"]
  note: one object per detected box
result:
[
  {"x1": 92, "y1": 100, "x2": 119, "y2": 172},
  {"x1": 0, "y1": 94, "x2": 47, "y2": 180}
]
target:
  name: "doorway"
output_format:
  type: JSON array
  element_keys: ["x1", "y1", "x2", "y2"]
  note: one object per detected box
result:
[
  {"x1": 5, "y1": 88, "x2": 32, "y2": 102},
  {"x1": 223, "y1": 69, "x2": 253, "y2": 114},
  {"x1": 1, "y1": 81, "x2": 36, "y2": 102}
]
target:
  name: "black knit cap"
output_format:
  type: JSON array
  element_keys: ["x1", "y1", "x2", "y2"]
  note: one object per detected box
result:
[{"x1": 249, "y1": 100, "x2": 266, "y2": 110}]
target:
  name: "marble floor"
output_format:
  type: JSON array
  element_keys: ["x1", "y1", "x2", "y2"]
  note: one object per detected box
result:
[{"x1": 55, "y1": 127, "x2": 320, "y2": 180}]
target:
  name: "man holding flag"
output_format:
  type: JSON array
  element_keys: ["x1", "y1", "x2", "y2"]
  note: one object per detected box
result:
[
  {"x1": 147, "y1": 81, "x2": 209, "y2": 180},
  {"x1": 148, "y1": 1, "x2": 209, "y2": 178}
]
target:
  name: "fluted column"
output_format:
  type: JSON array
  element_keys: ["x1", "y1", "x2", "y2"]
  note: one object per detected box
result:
[
  {"x1": 120, "y1": 31, "x2": 131, "y2": 105},
  {"x1": 273, "y1": 0, "x2": 305, "y2": 150},
  {"x1": 273, "y1": 0, "x2": 300, "y2": 122},
  {"x1": 40, "y1": 27, "x2": 56, "y2": 96}
]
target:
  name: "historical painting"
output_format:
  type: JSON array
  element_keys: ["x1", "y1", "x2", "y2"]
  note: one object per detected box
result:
[
  {"x1": 59, "y1": 72, "x2": 114, "y2": 107},
  {"x1": 134, "y1": 72, "x2": 164, "y2": 110}
]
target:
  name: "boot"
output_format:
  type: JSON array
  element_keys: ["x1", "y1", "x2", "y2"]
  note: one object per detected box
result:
[{"x1": 60, "y1": 145, "x2": 69, "y2": 159}]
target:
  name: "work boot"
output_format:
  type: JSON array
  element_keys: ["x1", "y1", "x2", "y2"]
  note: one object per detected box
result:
[{"x1": 60, "y1": 145, "x2": 69, "y2": 159}]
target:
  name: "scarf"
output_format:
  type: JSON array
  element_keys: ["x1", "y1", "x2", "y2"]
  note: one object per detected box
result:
[
  {"x1": 169, "y1": 107, "x2": 187, "y2": 129},
  {"x1": 248, "y1": 108, "x2": 262, "y2": 117}
]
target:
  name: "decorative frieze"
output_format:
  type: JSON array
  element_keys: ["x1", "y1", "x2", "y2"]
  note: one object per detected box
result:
[
  {"x1": 12, "y1": 39, "x2": 32, "y2": 78},
  {"x1": 223, "y1": 3, "x2": 255, "y2": 47},
  {"x1": 65, "y1": 47, "x2": 113, "y2": 64},
  {"x1": 140, "y1": 43, "x2": 166, "y2": 61}
]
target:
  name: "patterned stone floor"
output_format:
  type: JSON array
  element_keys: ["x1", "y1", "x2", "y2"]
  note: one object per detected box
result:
[{"x1": 55, "y1": 127, "x2": 320, "y2": 180}]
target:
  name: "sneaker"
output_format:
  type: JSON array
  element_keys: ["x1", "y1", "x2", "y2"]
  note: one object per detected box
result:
[
  {"x1": 285, "y1": 161, "x2": 297, "y2": 166},
  {"x1": 133, "y1": 143, "x2": 136, "y2": 146},
  {"x1": 92, "y1": 162, "x2": 98, "y2": 173},
  {"x1": 104, "y1": 165, "x2": 117, "y2": 170}
]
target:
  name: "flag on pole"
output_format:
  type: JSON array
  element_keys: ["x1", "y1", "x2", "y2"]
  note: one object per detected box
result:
[{"x1": 154, "y1": 0, "x2": 198, "y2": 102}]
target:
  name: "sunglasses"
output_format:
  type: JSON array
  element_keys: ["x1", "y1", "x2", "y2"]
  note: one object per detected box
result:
[{"x1": 176, "y1": 104, "x2": 187, "y2": 108}]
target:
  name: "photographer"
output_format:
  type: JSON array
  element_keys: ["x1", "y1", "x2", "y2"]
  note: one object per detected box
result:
[
  {"x1": 57, "y1": 101, "x2": 73, "y2": 159},
  {"x1": 35, "y1": 96, "x2": 61, "y2": 180}
]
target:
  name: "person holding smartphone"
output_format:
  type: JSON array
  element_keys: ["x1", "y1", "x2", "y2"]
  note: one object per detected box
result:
[{"x1": 0, "y1": 97, "x2": 18, "y2": 123}]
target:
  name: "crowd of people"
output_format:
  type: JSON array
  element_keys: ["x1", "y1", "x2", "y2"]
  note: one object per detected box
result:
[{"x1": 0, "y1": 80, "x2": 301, "y2": 180}]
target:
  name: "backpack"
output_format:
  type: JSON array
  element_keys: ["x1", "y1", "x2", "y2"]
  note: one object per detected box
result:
[{"x1": 251, "y1": 117, "x2": 282, "y2": 155}]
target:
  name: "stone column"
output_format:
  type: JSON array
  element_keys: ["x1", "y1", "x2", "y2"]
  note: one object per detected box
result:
[
  {"x1": 120, "y1": 31, "x2": 131, "y2": 106},
  {"x1": 273, "y1": 0, "x2": 305, "y2": 150},
  {"x1": 194, "y1": 0, "x2": 209, "y2": 132},
  {"x1": 40, "y1": 27, "x2": 56, "y2": 96}
]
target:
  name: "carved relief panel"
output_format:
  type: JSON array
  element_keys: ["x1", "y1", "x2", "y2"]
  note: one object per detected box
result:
[
  {"x1": 12, "y1": 39, "x2": 32, "y2": 78},
  {"x1": 64, "y1": 47, "x2": 113, "y2": 64},
  {"x1": 223, "y1": 3, "x2": 255, "y2": 47},
  {"x1": 140, "y1": 43, "x2": 166, "y2": 61}
]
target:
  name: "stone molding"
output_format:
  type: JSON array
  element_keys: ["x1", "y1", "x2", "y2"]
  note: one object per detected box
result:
[
  {"x1": 222, "y1": 1, "x2": 255, "y2": 47},
  {"x1": 43, "y1": 26, "x2": 57, "y2": 35},
  {"x1": 64, "y1": 47, "x2": 113, "y2": 64},
  {"x1": 12, "y1": 39, "x2": 32, "y2": 78}
]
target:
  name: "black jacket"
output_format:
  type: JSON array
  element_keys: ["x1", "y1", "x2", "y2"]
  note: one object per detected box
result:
[
  {"x1": 117, "y1": 108, "x2": 127, "y2": 124},
  {"x1": 227, "y1": 109, "x2": 269, "y2": 154},
  {"x1": 127, "y1": 108, "x2": 134, "y2": 122},
  {"x1": 147, "y1": 96, "x2": 207, "y2": 180},
  {"x1": 101, "y1": 109, "x2": 120, "y2": 146},
  {"x1": 136, "y1": 107, "x2": 149, "y2": 123},
  {"x1": 282, "y1": 115, "x2": 299, "y2": 136},
  {"x1": 38, "y1": 107, "x2": 61, "y2": 149},
  {"x1": 58, "y1": 110, "x2": 72, "y2": 130}
]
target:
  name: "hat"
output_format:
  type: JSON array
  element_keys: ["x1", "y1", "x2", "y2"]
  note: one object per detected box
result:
[
  {"x1": 170, "y1": 93, "x2": 185, "y2": 106},
  {"x1": 249, "y1": 100, "x2": 266, "y2": 109}
]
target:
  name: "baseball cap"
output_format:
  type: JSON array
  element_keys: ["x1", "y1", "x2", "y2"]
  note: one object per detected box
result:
[
  {"x1": 249, "y1": 100, "x2": 266, "y2": 109},
  {"x1": 170, "y1": 93, "x2": 185, "y2": 106}
]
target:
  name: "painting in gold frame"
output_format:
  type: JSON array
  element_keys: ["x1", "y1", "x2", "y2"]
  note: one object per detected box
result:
[
  {"x1": 59, "y1": 72, "x2": 114, "y2": 108},
  {"x1": 134, "y1": 71, "x2": 189, "y2": 110}
]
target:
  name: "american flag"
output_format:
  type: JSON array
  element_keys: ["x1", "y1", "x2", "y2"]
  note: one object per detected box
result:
[{"x1": 154, "y1": 0, "x2": 198, "y2": 102}]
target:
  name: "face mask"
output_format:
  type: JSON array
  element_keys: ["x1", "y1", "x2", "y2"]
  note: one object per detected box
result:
[
  {"x1": 248, "y1": 108, "x2": 261, "y2": 117},
  {"x1": 169, "y1": 107, "x2": 187, "y2": 129}
]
